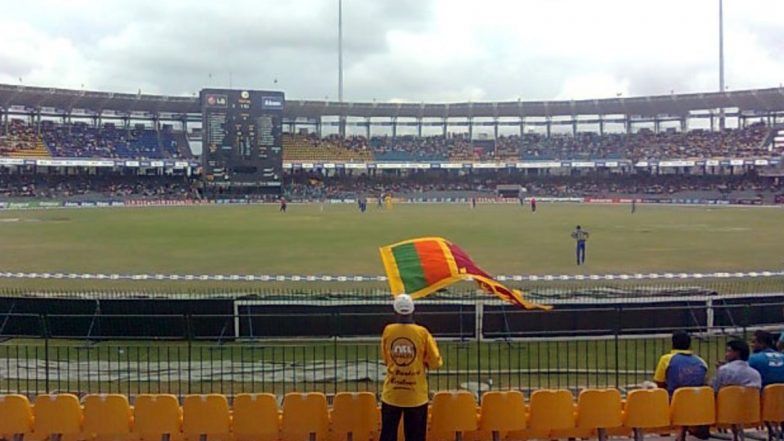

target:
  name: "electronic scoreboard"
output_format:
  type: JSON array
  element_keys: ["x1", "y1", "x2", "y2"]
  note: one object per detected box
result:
[{"x1": 200, "y1": 89, "x2": 284, "y2": 194}]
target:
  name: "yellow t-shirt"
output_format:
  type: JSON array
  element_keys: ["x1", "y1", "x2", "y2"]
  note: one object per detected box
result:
[{"x1": 381, "y1": 322, "x2": 443, "y2": 407}]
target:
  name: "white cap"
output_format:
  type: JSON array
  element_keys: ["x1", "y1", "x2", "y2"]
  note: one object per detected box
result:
[{"x1": 393, "y1": 294, "x2": 415, "y2": 315}]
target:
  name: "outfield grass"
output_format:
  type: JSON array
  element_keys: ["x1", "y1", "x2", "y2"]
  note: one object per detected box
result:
[{"x1": 0, "y1": 203, "x2": 782, "y2": 292}]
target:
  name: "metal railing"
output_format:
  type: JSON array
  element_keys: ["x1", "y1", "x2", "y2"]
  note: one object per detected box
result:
[{"x1": 0, "y1": 301, "x2": 779, "y2": 398}]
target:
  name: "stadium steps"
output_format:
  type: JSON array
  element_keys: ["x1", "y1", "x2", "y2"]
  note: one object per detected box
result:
[
  {"x1": 283, "y1": 134, "x2": 374, "y2": 161},
  {"x1": 0, "y1": 134, "x2": 51, "y2": 158},
  {"x1": 172, "y1": 131, "x2": 193, "y2": 159}
]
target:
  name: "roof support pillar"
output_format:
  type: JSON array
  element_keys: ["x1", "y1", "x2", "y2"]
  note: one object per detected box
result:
[
  {"x1": 417, "y1": 117, "x2": 423, "y2": 138},
  {"x1": 572, "y1": 116, "x2": 577, "y2": 136},
  {"x1": 391, "y1": 117, "x2": 397, "y2": 139},
  {"x1": 599, "y1": 115, "x2": 605, "y2": 136},
  {"x1": 468, "y1": 117, "x2": 474, "y2": 140},
  {"x1": 338, "y1": 115, "x2": 346, "y2": 138},
  {"x1": 365, "y1": 117, "x2": 371, "y2": 139},
  {"x1": 519, "y1": 117, "x2": 525, "y2": 137},
  {"x1": 493, "y1": 118, "x2": 499, "y2": 140},
  {"x1": 546, "y1": 116, "x2": 551, "y2": 138},
  {"x1": 442, "y1": 118, "x2": 447, "y2": 139},
  {"x1": 680, "y1": 115, "x2": 688, "y2": 132},
  {"x1": 624, "y1": 115, "x2": 631, "y2": 133}
]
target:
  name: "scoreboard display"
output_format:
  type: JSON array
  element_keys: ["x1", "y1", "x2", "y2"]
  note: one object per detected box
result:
[{"x1": 200, "y1": 88, "x2": 284, "y2": 192}]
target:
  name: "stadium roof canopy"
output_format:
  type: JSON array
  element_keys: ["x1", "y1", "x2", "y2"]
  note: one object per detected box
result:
[{"x1": 1, "y1": 83, "x2": 783, "y2": 119}]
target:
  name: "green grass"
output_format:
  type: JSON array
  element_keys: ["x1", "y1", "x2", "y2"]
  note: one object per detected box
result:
[{"x1": 0, "y1": 203, "x2": 782, "y2": 292}]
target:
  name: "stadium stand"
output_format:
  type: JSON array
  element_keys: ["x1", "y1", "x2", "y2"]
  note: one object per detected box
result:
[
  {"x1": 283, "y1": 134, "x2": 373, "y2": 162},
  {"x1": 2, "y1": 387, "x2": 784, "y2": 441},
  {"x1": 1, "y1": 120, "x2": 189, "y2": 159},
  {"x1": 0, "y1": 174, "x2": 199, "y2": 200},
  {"x1": 0, "y1": 119, "x2": 776, "y2": 161},
  {"x1": 370, "y1": 136, "x2": 449, "y2": 162},
  {"x1": 0, "y1": 120, "x2": 50, "y2": 158},
  {"x1": 284, "y1": 172, "x2": 784, "y2": 203}
]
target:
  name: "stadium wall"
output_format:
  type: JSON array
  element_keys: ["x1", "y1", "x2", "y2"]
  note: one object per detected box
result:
[{"x1": 2, "y1": 295, "x2": 783, "y2": 340}]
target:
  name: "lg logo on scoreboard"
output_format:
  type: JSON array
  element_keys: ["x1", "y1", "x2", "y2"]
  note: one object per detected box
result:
[
  {"x1": 205, "y1": 94, "x2": 228, "y2": 107},
  {"x1": 261, "y1": 96, "x2": 283, "y2": 109}
]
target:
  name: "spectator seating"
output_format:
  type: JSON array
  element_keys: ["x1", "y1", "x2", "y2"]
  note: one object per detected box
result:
[
  {"x1": 430, "y1": 391, "x2": 478, "y2": 441},
  {"x1": 2, "y1": 388, "x2": 784, "y2": 441},
  {"x1": 81, "y1": 394, "x2": 133, "y2": 441},
  {"x1": 1, "y1": 121, "x2": 187, "y2": 159},
  {"x1": 330, "y1": 392, "x2": 380, "y2": 441},
  {"x1": 133, "y1": 394, "x2": 183, "y2": 441},
  {"x1": 478, "y1": 391, "x2": 527, "y2": 441},
  {"x1": 0, "y1": 394, "x2": 33, "y2": 440},
  {"x1": 281, "y1": 392, "x2": 330, "y2": 441},
  {"x1": 0, "y1": 120, "x2": 50, "y2": 158},
  {"x1": 763, "y1": 384, "x2": 784, "y2": 428},
  {"x1": 1, "y1": 120, "x2": 773, "y2": 161},
  {"x1": 283, "y1": 135, "x2": 373, "y2": 162},
  {"x1": 29, "y1": 394, "x2": 82, "y2": 441},
  {"x1": 232, "y1": 393, "x2": 280, "y2": 441},
  {"x1": 716, "y1": 386, "x2": 761, "y2": 441},
  {"x1": 369, "y1": 136, "x2": 448, "y2": 162},
  {"x1": 622, "y1": 389, "x2": 670, "y2": 440}
]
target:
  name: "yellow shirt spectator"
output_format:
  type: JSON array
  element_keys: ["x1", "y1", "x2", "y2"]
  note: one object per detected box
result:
[{"x1": 381, "y1": 322, "x2": 443, "y2": 407}]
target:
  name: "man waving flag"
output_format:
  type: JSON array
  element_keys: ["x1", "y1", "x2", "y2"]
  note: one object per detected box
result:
[{"x1": 379, "y1": 237, "x2": 551, "y2": 310}]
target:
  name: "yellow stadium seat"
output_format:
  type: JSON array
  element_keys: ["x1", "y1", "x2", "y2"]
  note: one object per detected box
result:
[
  {"x1": 232, "y1": 394, "x2": 280, "y2": 441},
  {"x1": 576, "y1": 389, "x2": 622, "y2": 441},
  {"x1": 763, "y1": 385, "x2": 784, "y2": 423},
  {"x1": 478, "y1": 391, "x2": 526, "y2": 441},
  {"x1": 716, "y1": 386, "x2": 760, "y2": 441},
  {"x1": 132, "y1": 394, "x2": 183, "y2": 441},
  {"x1": 623, "y1": 389, "x2": 670, "y2": 441},
  {"x1": 183, "y1": 395, "x2": 231, "y2": 441},
  {"x1": 670, "y1": 387, "x2": 715, "y2": 441},
  {"x1": 526, "y1": 389, "x2": 576, "y2": 440},
  {"x1": 281, "y1": 393, "x2": 329, "y2": 441},
  {"x1": 0, "y1": 394, "x2": 33, "y2": 441},
  {"x1": 331, "y1": 392, "x2": 380, "y2": 441},
  {"x1": 31, "y1": 394, "x2": 82, "y2": 441},
  {"x1": 82, "y1": 394, "x2": 133, "y2": 441},
  {"x1": 763, "y1": 385, "x2": 784, "y2": 441},
  {"x1": 429, "y1": 391, "x2": 479, "y2": 441}
]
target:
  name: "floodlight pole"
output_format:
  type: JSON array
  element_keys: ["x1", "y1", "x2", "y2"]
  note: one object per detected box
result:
[
  {"x1": 338, "y1": 0, "x2": 344, "y2": 104},
  {"x1": 718, "y1": 0, "x2": 725, "y2": 129},
  {"x1": 338, "y1": 0, "x2": 346, "y2": 137}
]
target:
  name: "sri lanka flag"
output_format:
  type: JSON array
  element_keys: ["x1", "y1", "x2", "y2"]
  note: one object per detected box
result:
[{"x1": 379, "y1": 237, "x2": 551, "y2": 310}]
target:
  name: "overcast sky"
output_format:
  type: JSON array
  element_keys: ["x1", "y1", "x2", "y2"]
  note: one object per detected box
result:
[{"x1": 1, "y1": 0, "x2": 782, "y2": 103}]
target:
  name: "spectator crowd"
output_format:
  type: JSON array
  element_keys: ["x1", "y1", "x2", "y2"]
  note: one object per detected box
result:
[{"x1": 653, "y1": 329, "x2": 784, "y2": 438}]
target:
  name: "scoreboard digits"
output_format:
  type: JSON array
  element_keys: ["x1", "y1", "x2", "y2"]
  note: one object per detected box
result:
[{"x1": 200, "y1": 88, "x2": 284, "y2": 193}]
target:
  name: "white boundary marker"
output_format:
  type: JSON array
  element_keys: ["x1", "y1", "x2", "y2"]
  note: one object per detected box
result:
[{"x1": 0, "y1": 270, "x2": 782, "y2": 282}]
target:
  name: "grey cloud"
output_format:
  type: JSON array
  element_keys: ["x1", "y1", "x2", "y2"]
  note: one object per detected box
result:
[{"x1": 0, "y1": 0, "x2": 782, "y2": 103}]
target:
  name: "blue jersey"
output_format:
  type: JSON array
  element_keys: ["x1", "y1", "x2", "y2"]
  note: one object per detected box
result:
[
  {"x1": 654, "y1": 350, "x2": 707, "y2": 396},
  {"x1": 749, "y1": 349, "x2": 784, "y2": 387}
]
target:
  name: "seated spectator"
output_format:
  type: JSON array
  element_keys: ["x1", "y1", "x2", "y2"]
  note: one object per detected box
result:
[
  {"x1": 654, "y1": 331, "x2": 708, "y2": 396},
  {"x1": 750, "y1": 330, "x2": 784, "y2": 387},
  {"x1": 653, "y1": 331, "x2": 709, "y2": 439},
  {"x1": 712, "y1": 339, "x2": 761, "y2": 391}
]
